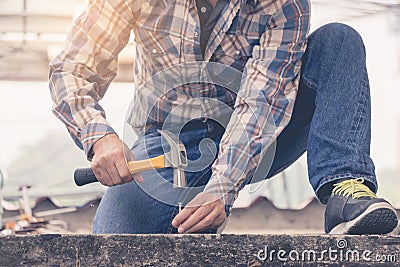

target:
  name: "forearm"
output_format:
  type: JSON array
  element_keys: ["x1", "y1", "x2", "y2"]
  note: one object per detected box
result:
[
  {"x1": 49, "y1": 0, "x2": 137, "y2": 158},
  {"x1": 205, "y1": 0, "x2": 311, "y2": 208}
]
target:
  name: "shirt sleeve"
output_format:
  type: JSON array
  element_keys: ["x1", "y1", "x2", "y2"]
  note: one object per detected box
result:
[
  {"x1": 204, "y1": 0, "x2": 310, "y2": 208},
  {"x1": 49, "y1": 0, "x2": 138, "y2": 159}
]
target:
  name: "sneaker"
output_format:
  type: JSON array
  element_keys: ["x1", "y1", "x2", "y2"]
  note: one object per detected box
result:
[{"x1": 325, "y1": 178, "x2": 398, "y2": 234}]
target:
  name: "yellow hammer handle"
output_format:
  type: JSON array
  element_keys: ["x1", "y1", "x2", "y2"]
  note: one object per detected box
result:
[{"x1": 127, "y1": 155, "x2": 165, "y2": 174}]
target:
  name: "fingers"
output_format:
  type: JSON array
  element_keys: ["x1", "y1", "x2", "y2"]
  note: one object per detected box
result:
[
  {"x1": 179, "y1": 205, "x2": 216, "y2": 233},
  {"x1": 92, "y1": 165, "x2": 115, "y2": 185},
  {"x1": 132, "y1": 172, "x2": 144, "y2": 183},
  {"x1": 172, "y1": 192, "x2": 226, "y2": 234},
  {"x1": 114, "y1": 156, "x2": 133, "y2": 183},
  {"x1": 123, "y1": 142, "x2": 144, "y2": 183},
  {"x1": 93, "y1": 155, "x2": 143, "y2": 186},
  {"x1": 172, "y1": 196, "x2": 206, "y2": 228},
  {"x1": 185, "y1": 207, "x2": 226, "y2": 233},
  {"x1": 92, "y1": 153, "x2": 121, "y2": 186},
  {"x1": 123, "y1": 142, "x2": 136, "y2": 161},
  {"x1": 91, "y1": 134, "x2": 140, "y2": 186}
]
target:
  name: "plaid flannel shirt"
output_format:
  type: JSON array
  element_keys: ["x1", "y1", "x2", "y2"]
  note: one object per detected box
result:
[{"x1": 49, "y1": 0, "x2": 310, "y2": 208}]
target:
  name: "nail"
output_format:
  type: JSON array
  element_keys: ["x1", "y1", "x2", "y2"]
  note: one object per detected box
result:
[
  {"x1": 172, "y1": 220, "x2": 178, "y2": 227},
  {"x1": 178, "y1": 227, "x2": 185, "y2": 233}
]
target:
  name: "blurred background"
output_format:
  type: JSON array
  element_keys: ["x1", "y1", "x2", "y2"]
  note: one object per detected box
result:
[{"x1": 0, "y1": 0, "x2": 399, "y2": 234}]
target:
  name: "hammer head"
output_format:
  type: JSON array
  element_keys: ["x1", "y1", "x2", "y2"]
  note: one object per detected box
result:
[{"x1": 157, "y1": 129, "x2": 187, "y2": 188}]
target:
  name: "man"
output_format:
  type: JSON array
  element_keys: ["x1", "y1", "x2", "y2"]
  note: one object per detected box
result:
[{"x1": 49, "y1": 0, "x2": 398, "y2": 234}]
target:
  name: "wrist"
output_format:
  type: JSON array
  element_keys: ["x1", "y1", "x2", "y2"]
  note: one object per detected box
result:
[
  {"x1": 80, "y1": 121, "x2": 116, "y2": 160},
  {"x1": 92, "y1": 133, "x2": 119, "y2": 154}
]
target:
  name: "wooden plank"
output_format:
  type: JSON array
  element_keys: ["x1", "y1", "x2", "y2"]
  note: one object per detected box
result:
[{"x1": 0, "y1": 234, "x2": 399, "y2": 266}]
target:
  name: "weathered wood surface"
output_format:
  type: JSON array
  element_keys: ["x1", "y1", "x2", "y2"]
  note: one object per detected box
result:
[{"x1": 0, "y1": 234, "x2": 399, "y2": 266}]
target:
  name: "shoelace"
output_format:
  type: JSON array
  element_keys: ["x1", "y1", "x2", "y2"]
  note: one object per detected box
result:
[{"x1": 332, "y1": 178, "x2": 377, "y2": 199}]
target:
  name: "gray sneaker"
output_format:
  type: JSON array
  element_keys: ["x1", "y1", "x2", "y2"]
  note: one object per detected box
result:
[{"x1": 325, "y1": 178, "x2": 398, "y2": 234}]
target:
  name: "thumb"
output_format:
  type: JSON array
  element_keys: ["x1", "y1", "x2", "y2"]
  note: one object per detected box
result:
[
  {"x1": 132, "y1": 172, "x2": 144, "y2": 183},
  {"x1": 122, "y1": 142, "x2": 144, "y2": 183}
]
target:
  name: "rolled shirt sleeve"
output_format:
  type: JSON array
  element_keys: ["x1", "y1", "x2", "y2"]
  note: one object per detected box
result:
[
  {"x1": 205, "y1": 0, "x2": 311, "y2": 208},
  {"x1": 49, "y1": 0, "x2": 138, "y2": 159}
]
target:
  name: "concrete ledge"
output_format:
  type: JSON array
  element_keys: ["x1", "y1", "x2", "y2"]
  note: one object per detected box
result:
[{"x1": 1, "y1": 234, "x2": 399, "y2": 266}]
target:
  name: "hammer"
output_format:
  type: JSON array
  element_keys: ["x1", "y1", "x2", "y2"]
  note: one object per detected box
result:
[{"x1": 73, "y1": 130, "x2": 188, "y2": 195}]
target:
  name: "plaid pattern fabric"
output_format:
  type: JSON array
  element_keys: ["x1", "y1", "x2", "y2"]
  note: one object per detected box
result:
[{"x1": 49, "y1": 0, "x2": 310, "y2": 207}]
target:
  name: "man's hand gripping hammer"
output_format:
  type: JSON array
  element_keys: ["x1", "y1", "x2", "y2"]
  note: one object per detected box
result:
[{"x1": 74, "y1": 130, "x2": 188, "y2": 202}]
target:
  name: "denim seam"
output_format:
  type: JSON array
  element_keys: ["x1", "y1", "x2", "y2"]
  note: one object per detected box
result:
[
  {"x1": 361, "y1": 71, "x2": 371, "y2": 174},
  {"x1": 301, "y1": 76, "x2": 317, "y2": 91},
  {"x1": 346, "y1": 70, "x2": 370, "y2": 175},
  {"x1": 346, "y1": 78, "x2": 365, "y2": 148},
  {"x1": 350, "y1": 92, "x2": 365, "y2": 174}
]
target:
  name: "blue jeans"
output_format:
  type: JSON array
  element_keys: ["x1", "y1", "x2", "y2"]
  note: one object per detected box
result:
[{"x1": 93, "y1": 23, "x2": 377, "y2": 234}]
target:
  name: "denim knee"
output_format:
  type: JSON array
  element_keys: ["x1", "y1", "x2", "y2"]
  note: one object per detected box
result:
[
  {"x1": 317, "y1": 22, "x2": 366, "y2": 56},
  {"x1": 303, "y1": 22, "x2": 367, "y2": 85}
]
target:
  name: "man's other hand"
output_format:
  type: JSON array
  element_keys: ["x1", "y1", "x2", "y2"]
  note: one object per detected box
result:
[
  {"x1": 91, "y1": 133, "x2": 144, "y2": 186},
  {"x1": 172, "y1": 192, "x2": 226, "y2": 233}
]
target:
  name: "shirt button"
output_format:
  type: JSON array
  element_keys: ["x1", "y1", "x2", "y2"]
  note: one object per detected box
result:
[
  {"x1": 201, "y1": 7, "x2": 207, "y2": 13},
  {"x1": 152, "y1": 48, "x2": 157, "y2": 54},
  {"x1": 234, "y1": 50, "x2": 241, "y2": 60},
  {"x1": 194, "y1": 31, "x2": 199, "y2": 38}
]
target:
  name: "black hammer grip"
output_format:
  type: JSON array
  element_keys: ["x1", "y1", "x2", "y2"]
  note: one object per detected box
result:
[{"x1": 74, "y1": 168, "x2": 98, "y2": 186}]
